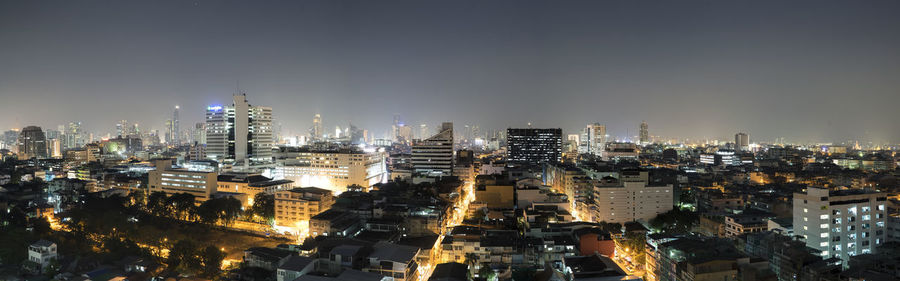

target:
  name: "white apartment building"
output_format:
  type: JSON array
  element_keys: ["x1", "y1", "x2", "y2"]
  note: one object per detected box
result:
[
  {"x1": 793, "y1": 187, "x2": 887, "y2": 266},
  {"x1": 592, "y1": 171, "x2": 673, "y2": 223}
]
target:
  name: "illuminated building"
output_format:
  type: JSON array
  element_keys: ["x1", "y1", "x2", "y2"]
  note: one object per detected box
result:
[
  {"x1": 474, "y1": 175, "x2": 515, "y2": 209},
  {"x1": 793, "y1": 187, "x2": 887, "y2": 266},
  {"x1": 17, "y1": 126, "x2": 48, "y2": 159},
  {"x1": 192, "y1": 122, "x2": 206, "y2": 145},
  {"x1": 275, "y1": 147, "x2": 387, "y2": 194},
  {"x1": 603, "y1": 142, "x2": 639, "y2": 161},
  {"x1": 579, "y1": 123, "x2": 606, "y2": 156},
  {"x1": 2, "y1": 129, "x2": 20, "y2": 151},
  {"x1": 205, "y1": 94, "x2": 274, "y2": 169},
  {"x1": 411, "y1": 122, "x2": 454, "y2": 176},
  {"x1": 592, "y1": 170, "x2": 673, "y2": 223},
  {"x1": 148, "y1": 167, "x2": 218, "y2": 201},
  {"x1": 273, "y1": 187, "x2": 334, "y2": 230},
  {"x1": 216, "y1": 173, "x2": 293, "y2": 207},
  {"x1": 507, "y1": 128, "x2": 562, "y2": 164},
  {"x1": 172, "y1": 105, "x2": 180, "y2": 145},
  {"x1": 735, "y1": 132, "x2": 750, "y2": 152},
  {"x1": 639, "y1": 120, "x2": 649, "y2": 144},
  {"x1": 311, "y1": 113, "x2": 322, "y2": 140}
]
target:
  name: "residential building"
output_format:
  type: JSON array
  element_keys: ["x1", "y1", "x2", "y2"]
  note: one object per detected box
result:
[
  {"x1": 27, "y1": 240, "x2": 57, "y2": 271},
  {"x1": 592, "y1": 170, "x2": 673, "y2": 224},
  {"x1": 217, "y1": 173, "x2": 293, "y2": 207},
  {"x1": 793, "y1": 187, "x2": 888, "y2": 266},
  {"x1": 364, "y1": 241, "x2": 420, "y2": 281},
  {"x1": 274, "y1": 187, "x2": 335, "y2": 232}
]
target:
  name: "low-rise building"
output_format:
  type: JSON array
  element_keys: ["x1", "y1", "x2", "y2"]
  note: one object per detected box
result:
[{"x1": 274, "y1": 187, "x2": 334, "y2": 232}]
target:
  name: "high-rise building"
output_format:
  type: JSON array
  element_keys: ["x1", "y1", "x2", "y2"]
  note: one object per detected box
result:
[
  {"x1": 193, "y1": 122, "x2": 206, "y2": 145},
  {"x1": 172, "y1": 105, "x2": 180, "y2": 145},
  {"x1": 17, "y1": 126, "x2": 48, "y2": 159},
  {"x1": 639, "y1": 121, "x2": 649, "y2": 144},
  {"x1": 735, "y1": 132, "x2": 750, "y2": 152},
  {"x1": 507, "y1": 128, "x2": 562, "y2": 164},
  {"x1": 579, "y1": 123, "x2": 606, "y2": 156},
  {"x1": 205, "y1": 94, "x2": 274, "y2": 169},
  {"x1": 411, "y1": 122, "x2": 453, "y2": 176},
  {"x1": 66, "y1": 122, "x2": 85, "y2": 149},
  {"x1": 116, "y1": 120, "x2": 128, "y2": 137},
  {"x1": 311, "y1": 113, "x2": 322, "y2": 140},
  {"x1": 418, "y1": 124, "x2": 429, "y2": 140},
  {"x1": 2, "y1": 129, "x2": 20, "y2": 151},
  {"x1": 793, "y1": 187, "x2": 887, "y2": 266}
]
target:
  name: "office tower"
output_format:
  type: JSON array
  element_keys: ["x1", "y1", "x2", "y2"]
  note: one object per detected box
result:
[
  {"x1": 794, "y1": 187, "x2": 887, "y2": 266},
  {"x1": 116, "y1": 120, "x2": 128, "y2": 137},
  {"x1": 164, "y1": 119, "x2": 174, "y2": 144},
  {"x1": 391, "y1": 114, "x2": 401, "y2": 142},
  {"x1": 418, "y1": 124, "x2": 428, "y2": 140},
  {"x1": 2, "y1": 129, "x2": 20, "y2": 151},
  {"x1": 205, "y1": 94, "x2": 274, "y2": 168},
  {"x1": 193, "y1": 122, "x2": 206, "y2": 145},
  {"x1": 397, "y1": 125, "x2": 412, "y2": 144},
  {"x1": 66, "y1": 122, "x2": 85, "y2": 149},
  {"x1": 735, "y1": 132, "x2": 750, "y2": 152},
  {"x1": 172, "y1": 105, "x2": 180, "y2": 145},
  {"x1": 639, "y1": 121, "x2": 649, "y2": 144},
  {"x1": 506, "y1": 128, "x2": 562, "y2": 164},
  {"x1": 311, "y1": 113, "x2": 322, "y2": 140},
  {"x1": 130, "y1": 123, "x2": 139, "y2": 136},
  {"x1": 579, "y1": 123, "x2": 606, "y2": 156},
  {"x1": 412, "y1": 122, "x2": 453, "y2": 176},
  {"x1": 17, "y1": 126, "x2": 48, "y2": 159}
]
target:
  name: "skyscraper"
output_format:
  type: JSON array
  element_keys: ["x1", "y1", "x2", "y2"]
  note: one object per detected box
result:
[
  {"x1": 116, "y1": 120, "x2": 128, "y2": 137},
  {"x1": 639, "y1": 121, "x2": 649, "y2": 144},
  {"x1": 311, "y1": 113, "x2": 322, "y2": 140},
  {"x1": 579, "y1": 123, "x2": 606, "y2": 156},
  {"x1": 507, "y1": 128, "x2": 562, "y2": 164},
  {"x1": 172, "y1": 105, "x2": 180, "y2": 145},
  {"x1": 17, "y1": 126, "x2": 47, "y2": 159},
  {"x1": 205, "y1": 94, "x2": 274, "y2": 169},
  {"x1": 735, "y1": 132, "x2": 750, "y2": 152},
  {"x1": 412, "y1": 122, "x2": 453, "y2": 176}
]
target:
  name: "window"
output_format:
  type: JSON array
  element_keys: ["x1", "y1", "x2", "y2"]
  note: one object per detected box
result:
[{"x1": 820, "y1": 214, "x2": 829, "y2": 219}]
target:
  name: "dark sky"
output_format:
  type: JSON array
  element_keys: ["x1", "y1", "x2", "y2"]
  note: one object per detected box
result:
[{"x1": 2, "y1": 0, "x2": 899, "y2": 143}]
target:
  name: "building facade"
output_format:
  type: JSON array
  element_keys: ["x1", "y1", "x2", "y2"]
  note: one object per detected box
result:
[
  {"x1": 507, "y1": 128, "x2": 562, "y2": 164},
  {"x1": 793, "y1": 187, "x2": 887, "y2": 266},
  {"x1": 205, "y1": 94, "x2": 274, "y2": 169},
  {"x1": 411, "y1": 122, "x2": 453, "y2": 176}
]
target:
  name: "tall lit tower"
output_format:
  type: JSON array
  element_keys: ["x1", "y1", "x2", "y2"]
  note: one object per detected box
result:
[
  {"x1": 312, "y1": 114, "x2": 322, "y2": 140},
  {"x1": 639, "y1": 121, "x2": 649, "y2": 144},
  {"x1": 205, "y1": 94, "x2": 273, "y2": 169},
  {"x1": 735, "y1": 132, "x2": 750, "y2": 152},
  {"x1": 173, "y1": 105, "x2": 180, "y2": 145}
]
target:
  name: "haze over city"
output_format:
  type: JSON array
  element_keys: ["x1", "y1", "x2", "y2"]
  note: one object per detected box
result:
[{"x1": 2, "y1": 0, "x2": 899, "y2": 143}]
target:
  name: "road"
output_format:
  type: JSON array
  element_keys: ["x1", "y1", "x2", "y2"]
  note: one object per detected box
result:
[{"x1": 416, "y1": 180, "x2": 475, "y2": 281}]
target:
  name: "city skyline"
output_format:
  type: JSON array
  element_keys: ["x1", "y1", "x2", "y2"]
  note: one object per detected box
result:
[{"x1": 2, "y1": 0, "x2": 900, "y2": 143}]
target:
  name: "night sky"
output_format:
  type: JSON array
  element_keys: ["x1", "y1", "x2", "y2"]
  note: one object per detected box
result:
[{"x1": 1, "y1": 0, "x2": 899, "y2": 143}]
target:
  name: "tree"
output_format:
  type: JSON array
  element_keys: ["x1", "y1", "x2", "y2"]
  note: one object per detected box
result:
[
  {"x1": 218, "y1": 197, "x2": 243, "y2": 227},
  {"x1": 147, "y1": 191, "x2": 169, "y2": 217},
  {"x1": 168, "y1": 240, "x2": 201, "y2": 274},
  {"x1": 250, "y1": 193, "x2": 275, "y2": 224},
  {"x1": 167, "y1": 193, "x2": 197, "y2": 221},
  {"x1": 199, "y1": 245, "x2": 225, "y2": 277},
  {"x1": 196, "y1": 200, "x2": 220, "y2": 226}
]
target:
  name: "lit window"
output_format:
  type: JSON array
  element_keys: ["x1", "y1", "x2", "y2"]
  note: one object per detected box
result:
[{"x1": 820, "y1": 233, "x2": 828, "y2": 238}]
